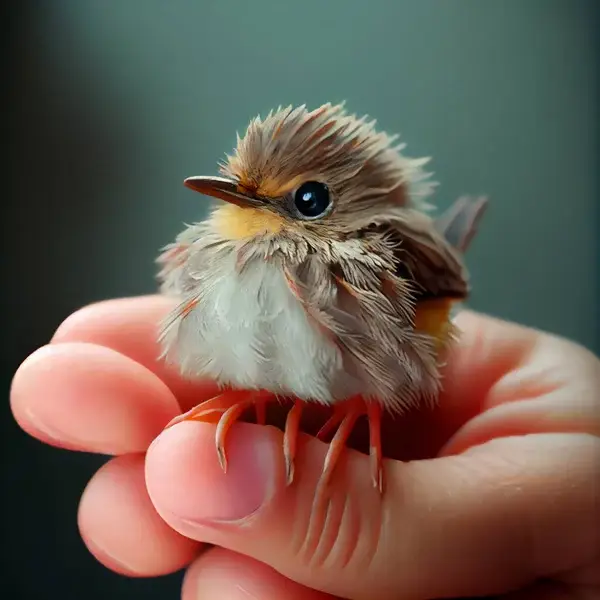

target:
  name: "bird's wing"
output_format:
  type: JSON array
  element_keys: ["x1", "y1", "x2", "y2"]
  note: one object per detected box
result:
[
  {"x1": 365, "y1": 196, "x2": 488, "y2": 301},
  {"x1": 284, "y1": 241, "x2": 443, "y2": 411},
  {"x1": 282, "y1": 201, "x2": 488, "y2": 408},
  {"x1": 374, "y1": 210, "x2": 472, "y2": 300}
]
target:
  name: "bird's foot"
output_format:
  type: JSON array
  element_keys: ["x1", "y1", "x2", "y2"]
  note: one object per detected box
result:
[
  {"x1": 165, "y1": 388, "x2": 305, "y2": 486},
  {"x1": 164, "y1": 389, "x2": 274, "y2": 472},
  {"x1": 316, "y1": 396, "x2": 384, "y2": 494},
  {"x1": 164, "y1": 391, "x2": 384, "y2": 494}
]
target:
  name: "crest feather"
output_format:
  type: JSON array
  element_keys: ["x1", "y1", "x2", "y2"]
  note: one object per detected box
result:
[{"x1": 220, "y1": 103, "x2": 437, "y2": 213}]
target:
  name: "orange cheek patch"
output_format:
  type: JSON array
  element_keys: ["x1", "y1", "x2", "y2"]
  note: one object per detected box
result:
[{"x1": 211, "y1": 204, "x2": 286, "y2": 240}]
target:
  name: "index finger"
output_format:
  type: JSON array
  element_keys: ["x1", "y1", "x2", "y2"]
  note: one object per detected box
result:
[
  {"x1": 51, "y1": 295, "x2": 219, "y2": 411},
  {"x1": 46, "y1": 296, "x2": 550, "y2": 444}
]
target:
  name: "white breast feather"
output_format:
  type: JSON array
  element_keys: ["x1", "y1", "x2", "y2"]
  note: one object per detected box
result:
[{"x1": 159, "y1": 247, "x2": 343, "y2": 403}]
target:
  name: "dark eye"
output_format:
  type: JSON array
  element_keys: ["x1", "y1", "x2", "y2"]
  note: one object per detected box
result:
[{"x1": 293, "y1": 181, "x2": 331, "y2": 219}]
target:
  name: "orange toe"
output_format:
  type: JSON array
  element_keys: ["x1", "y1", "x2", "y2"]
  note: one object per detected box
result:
[
  {"x1": 283, "y1": 401, "x2": 304, "y2": 485},
  {"x1": 316, "y1": 396, "x2": 384, "y2": 493},
  {"x1": 164, "y1": 390, "x2": 385, "y2": 493},
  {"x1": 164, "y1": 389, "x2": 275, "y2": 472}
]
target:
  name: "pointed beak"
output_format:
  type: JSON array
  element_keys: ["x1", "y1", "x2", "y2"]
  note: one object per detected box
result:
[{"x1": 183, "y1": 176, "x2": 255, "y2": 207}]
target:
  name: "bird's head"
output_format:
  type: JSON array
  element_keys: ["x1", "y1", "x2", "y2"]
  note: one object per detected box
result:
[{"x1": 185, "y1": 103, "x2": 436, "y2": 242}]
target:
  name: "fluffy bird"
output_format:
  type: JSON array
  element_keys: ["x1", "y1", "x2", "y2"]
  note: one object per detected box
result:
[{"x1": 157, "y1": 102, "x2": 487, "y2": 492}]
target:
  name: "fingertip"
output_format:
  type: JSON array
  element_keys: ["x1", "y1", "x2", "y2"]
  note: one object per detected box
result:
[
  {"x1": 145, "y1": 421, "x2": 282, "y2": 527},
  {"x1": 79, "y1": 454, "x2": 200, "y2": 577},
  {"x1": 49, "y1": 295, "x2": 220, "y2": 412},
  {"x1": 10, "y1": 345, "x2": 93, "y2": 451},
  {"x1": 10, "y1": 342, "x2": 180, "y2": 454},
  {"x1": 51, "y1": 295, "x2": 172, "y2": 344}
]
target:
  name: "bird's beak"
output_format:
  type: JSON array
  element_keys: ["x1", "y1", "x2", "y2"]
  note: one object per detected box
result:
[{"x1": 183, "y1": 176, "x2": 255, "y2": 207}]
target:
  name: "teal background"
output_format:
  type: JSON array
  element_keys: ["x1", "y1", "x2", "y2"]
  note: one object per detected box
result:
[
  {"x1": 13, "y1": 0, "x2": 598, "y2": 349},
  {"x1": 3, "y1": 2, "x2": 598, "y2": 599}
]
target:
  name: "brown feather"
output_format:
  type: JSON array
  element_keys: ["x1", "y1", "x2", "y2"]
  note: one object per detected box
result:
[{"x1": 157, "y1": 102, "x2": 487, "y2": 414}]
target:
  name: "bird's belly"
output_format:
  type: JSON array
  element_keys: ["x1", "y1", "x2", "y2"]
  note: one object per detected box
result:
[{"x1": 168, "y1": 254, "x2": 343, "y2": 402}]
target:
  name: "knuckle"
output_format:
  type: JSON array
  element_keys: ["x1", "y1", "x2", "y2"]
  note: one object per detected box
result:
[{"x1": 289, "y1": 479, "x2": 383, "y2": 575}]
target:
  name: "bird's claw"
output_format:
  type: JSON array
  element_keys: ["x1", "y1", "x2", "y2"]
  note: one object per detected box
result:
[{"x1": 164, "y1": 392, "x2": 384, "y2": 493}]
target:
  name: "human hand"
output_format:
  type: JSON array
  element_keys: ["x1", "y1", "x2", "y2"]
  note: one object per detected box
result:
[{"x1": 10, "y1": 296, "x2": 600, "y2": 599}]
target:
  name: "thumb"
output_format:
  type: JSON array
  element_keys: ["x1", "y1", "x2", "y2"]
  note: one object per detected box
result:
[{"x1": 145, "y1": 421, "x2": 599, "y2": 600}]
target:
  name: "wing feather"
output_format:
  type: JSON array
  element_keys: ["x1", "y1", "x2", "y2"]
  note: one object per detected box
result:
[{"x1": 283, "y1": 237, "x2": 443, "y2": 412}]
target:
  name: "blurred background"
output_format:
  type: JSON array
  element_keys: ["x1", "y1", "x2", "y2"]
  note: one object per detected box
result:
[{"x1": 2, "y1": 1, "x2": 598, "y2": 598}]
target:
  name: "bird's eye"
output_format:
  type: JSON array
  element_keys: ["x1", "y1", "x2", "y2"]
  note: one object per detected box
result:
[{"x1": 293, "y1": 181, "x2": 331, "y2": 219}]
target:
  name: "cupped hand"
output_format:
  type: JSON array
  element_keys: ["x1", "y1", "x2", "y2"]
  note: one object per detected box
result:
[{"x1": 10, "y1": 296, "x2": 600, "y2": 599}]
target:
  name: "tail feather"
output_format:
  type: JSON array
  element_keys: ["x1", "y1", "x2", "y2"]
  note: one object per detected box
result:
[{"x1": 435, "y1": 196, "x2": 489, "y2": 253}]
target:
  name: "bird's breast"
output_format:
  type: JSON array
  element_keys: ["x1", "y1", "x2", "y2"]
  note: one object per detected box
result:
[{"x1": 167, "y1": 247, "x2": 343, "y2": 402}]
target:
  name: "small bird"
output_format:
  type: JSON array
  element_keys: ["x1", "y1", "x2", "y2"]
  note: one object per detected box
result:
[{"x1": 157, "y1": 102, "x2": 487, "y2": 493}]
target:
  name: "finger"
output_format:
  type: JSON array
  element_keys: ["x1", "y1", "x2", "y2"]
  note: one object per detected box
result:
[
  {"x1": 441, "y1": 311, "x2": 600, "y2": 455},
  {"x1": 10, "y1": 342, "x2": 179, "y2": 454},
  {"x1": 436, "y1": 310, "x2": 542, "y2": 415},
  {"x1": 353, "y1": 310, "x2": 544, "y2": 460},
  {"x1": 51, "y1": 295, "x2": 219, "y2": 411},
  {"x1": 48, "y1": 297, "x2": 524, "y2": 422},
  {"x1": 146, "y1": 422, "x2": 600, "y2": 600},
  {"x1": 182, "y1": 547, "x2": 336, "y2": 600},
  {"x1": 79, "y1": 453, "x2": 200, "y2": 576},
  {"x1": 498, "y1": 580, "x2": 597, "y2": 600},
  {"x1": 48, "y1": 296, "x2": 583, "y2": 453}
]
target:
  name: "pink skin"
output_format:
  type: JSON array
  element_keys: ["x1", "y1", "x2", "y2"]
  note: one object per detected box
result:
[{"x1": 10, "y1": 295, "x2": 600, "y2": 599}]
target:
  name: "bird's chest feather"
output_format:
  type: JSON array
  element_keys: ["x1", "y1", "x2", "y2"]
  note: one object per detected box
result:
[
  {"x1": 159, "y1": 233, "x2": 455, "y2": 408},
  {"x1": 162, "y1": 247, "x2": 343, "y2": 402}
]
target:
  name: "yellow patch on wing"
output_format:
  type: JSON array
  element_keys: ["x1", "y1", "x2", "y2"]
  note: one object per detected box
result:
[
  {"x1": 414, "y1": 297, "x2": 456, "y2": 350},
  {"x1": 211, "y1": 203, "x2": 286, "y2": 240}
]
